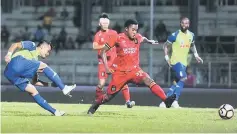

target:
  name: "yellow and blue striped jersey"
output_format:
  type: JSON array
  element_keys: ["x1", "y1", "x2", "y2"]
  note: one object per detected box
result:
[
  {"x1": 167, "y1": 30, "x2": 194, "y2": 66},
  {"x1": 11, "y1": 41, "x2": 40, "y2": 60}
]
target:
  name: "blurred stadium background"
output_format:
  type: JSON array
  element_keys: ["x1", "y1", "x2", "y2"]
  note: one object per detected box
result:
[{"x1": 1, "y1": 0, "x2": 237, "y2": 107}]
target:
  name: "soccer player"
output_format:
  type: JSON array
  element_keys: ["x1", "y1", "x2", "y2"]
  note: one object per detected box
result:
[
  {"x1": 159, "y1": 17, "x2": 203, "y2": 108},
  {"x1": 92, "y1": 13, "x2": 135, "y2": 108},
  {"x1": 4, "y1": 40, "x2": 76, "y2": 116},
  {"x1": 87, "y1": 19, "x2": 176, "y2": 114}
]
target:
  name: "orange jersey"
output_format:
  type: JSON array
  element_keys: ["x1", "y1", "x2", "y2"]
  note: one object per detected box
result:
[
  {"x1": 93, "y1": 29, "x2": 118, "y2": 60},
  {"x1": 106, "y1": 33, "x2": 144, "y2": 71}
]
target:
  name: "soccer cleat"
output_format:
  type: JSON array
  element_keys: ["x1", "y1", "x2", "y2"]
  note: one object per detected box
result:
[
  {"x1": 62, "y1": 84, "x2": 76, "y2": 97},
  {"x1": 54, "y1": 110, "x2": 65, "y2": 116},
  {"x1": 159, "y1": 102, "x2": 167, "y2": 108},
  {"x1": 164, "y1": 94, "x2": 176, "y2": 108},
  {"x1": 171, "y1": 100, "x2": 181, "y2": 108},
  {"x1": 126, "y1": 101, "x2": 135, "y2": 108},
  {"x1": 87, "y1": 103, "x2": 100, "y2": 115}
]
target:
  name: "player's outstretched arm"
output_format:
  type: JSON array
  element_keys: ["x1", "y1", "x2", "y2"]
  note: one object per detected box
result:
[
  {"x1": 4, "y1": 42, "x2": 22, "y2": 63},
  {"x1": 100, "y1": 45, "x2": 113, "y2": 74},
  {"x1": 163, "y1": 41, "x2": 172, "y2": 67},
  {"x1": 142, "y1": 37, "x2": 159, "y2": 45},
  {"x1": 190, "y1": 43, "x2": 203, "y2": 64}
]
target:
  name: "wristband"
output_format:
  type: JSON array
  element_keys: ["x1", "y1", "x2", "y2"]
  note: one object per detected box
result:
[
  {"x1": 165, "y1": 55, "x2": 169, "y2": 61},
  {"x1": 7, "y1": 52, "x2": 12, "y2": 56}
]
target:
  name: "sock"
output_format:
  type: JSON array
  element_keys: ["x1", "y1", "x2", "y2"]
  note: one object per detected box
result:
[
  {"x1": 33, "y1": 94, "x2": 56, "y2": 114},
  {"x1": 150, "y1": 84, "x2": 166, "y2": 101},
  {"x1": 166, "y1": 84, "x2": 176, "y2": 97},
  {"x1": 122, "y1": 87, "x2": 130, "y2": 102},
  {"x1": 174, "y1": 81, "x2": 185, "y2": 100},
  {"x1": 95, "y1": 86, "x2": 104, "y2": 101},
  {"x1": 43, "y1": 66, "x2": 65, "y2": 90}
]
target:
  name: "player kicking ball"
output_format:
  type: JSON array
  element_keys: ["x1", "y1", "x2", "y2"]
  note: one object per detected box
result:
[
  {"x1": 159, "y1": 17, "x2": 203, "y2": 108},
  {"x1": 4, "y1": 40, "x2": 76, "y2": 116},
  {"x1": 87, "y1": 19, "x2": 176, "y2": 115}
]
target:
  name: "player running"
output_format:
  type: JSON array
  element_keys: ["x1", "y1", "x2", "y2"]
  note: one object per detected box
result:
[
  {"x1": 4, "y1": 40, "x2": 76, "y2": 116},
  {"x1": 159, "y1": 17, "x2": 203, "y2": 108},
  {"x1": 92, "y1": 13, "x2": 135, "y2": 108},
  {"x1": 87, "y1": 19, "x2": 176, "y2": 114}
]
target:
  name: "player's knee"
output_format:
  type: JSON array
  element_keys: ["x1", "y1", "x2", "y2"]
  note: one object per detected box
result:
[
  {"x1": 98, "y1": 79, "x2": 106, "y2": 87},
  {"x1": 143, "y1": 77, "x2": 154, "y2": 86},
  {"x1": 24, "y1": 84, "x2": 39, "y2": 95},
  {"x1": 97, "y1": 84, "x2": 104, "y2": 89}
]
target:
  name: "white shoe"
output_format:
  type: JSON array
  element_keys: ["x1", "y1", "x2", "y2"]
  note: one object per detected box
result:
[
  {"x1": 54, "y1": 110, "x2": 65, "y2": 116},
  {"x1": 62, "y1": 84, "x2": 76, "y2": 97},
  {"x1": 171, "y1": 100, "x2": 181, "y2": 108},
  {"x1": 159, "y1": 102, "x2": 166, "y2": 108}
]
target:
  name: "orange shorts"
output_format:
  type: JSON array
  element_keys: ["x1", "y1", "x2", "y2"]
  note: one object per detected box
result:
[{"x1": 106, "y1": 67, "x2": 149, "y2": 95}]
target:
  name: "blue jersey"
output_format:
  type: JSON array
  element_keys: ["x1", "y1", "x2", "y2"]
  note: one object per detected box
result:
[
  {"x1": 12, "y1": 41, "x2": 40, "y2": 60},
  {"x1": 4, "y1": 41, "x2": 41, "y2": 91}
]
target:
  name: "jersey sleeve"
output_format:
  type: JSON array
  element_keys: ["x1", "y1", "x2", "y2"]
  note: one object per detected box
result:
[
  {"x1": 136, "y1": 33, "x2": 144, "y2": 43},
  {"x1": 167, "y1": 31, "x2": 178, "y2": 44},
  {"x1": 21, "y1": 41, "x2": 36, "y2": 51},
  {"x1": 105, "y1": 32, "x2": 118, "y2": 49}
]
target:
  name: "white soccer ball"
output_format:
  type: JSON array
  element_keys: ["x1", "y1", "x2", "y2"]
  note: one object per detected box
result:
[{"x1": 218, "y1": 104, "x2": 235, "y2": 119}]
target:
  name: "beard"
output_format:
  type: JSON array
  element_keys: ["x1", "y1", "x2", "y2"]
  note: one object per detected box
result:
[{"x1": 180, "y1": 27, "x2": 188, "y2": 32}]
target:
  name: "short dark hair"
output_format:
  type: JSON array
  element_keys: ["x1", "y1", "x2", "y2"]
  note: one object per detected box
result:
[
  {"x1": 180, "y1": 16, "x2": 189, "y2": 22},
  {"x1": 99, "y1": 13, "x2": 109, "y2": 19},
  {"x1": 37, "y1": 40, "x2": 53, "y2": 49},
  {"x1": 124, "y1": 19, "x2": 138, "y2": 28}
]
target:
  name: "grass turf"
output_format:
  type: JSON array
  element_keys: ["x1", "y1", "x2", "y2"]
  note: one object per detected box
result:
[{"x1": 1, "y1": 102, "x2": 237, "y2": 133}]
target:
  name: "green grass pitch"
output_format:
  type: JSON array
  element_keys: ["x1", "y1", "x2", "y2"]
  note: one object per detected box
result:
[{"x1": 1, "y1": 102, "x2": 237, "y2": 133}]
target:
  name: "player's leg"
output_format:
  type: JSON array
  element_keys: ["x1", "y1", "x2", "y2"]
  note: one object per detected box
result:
[
  {"x1": 132, "y1": 69, "x2": 176, "y2": 108},
  {"x1": 166, "y1": 68, "x2": 180, "y2": 97},
  {"x1": 4, "y1": 67, "x2": 64, "y2": 116},
  {"x1": 39, "y1": 62, "x2": 76, "y2": 96},
  {"x1": 97, "y1": 64, "x2": 133, "y2": 107},
  {"x1": 121, "y1": 85, "x2": 135, "y2": 108},
  {"x1": 159, "y1": 67, "x2": 180, "y2": 108},
  {"x1": 165, "y1": 62, "x2": 187, "y2": 108},
  {"x1": 23, "y1": 83, "x2": 65, "y2": 116},
  {"x1": 87, "y1": 72, "x2": 128, "y2": 115},
  {"x1": 96, "y1": 65, "x2": 108, "y2": 102},
  {"x1": 168, "y1": 63, "x2": 187, "y2": 98}
]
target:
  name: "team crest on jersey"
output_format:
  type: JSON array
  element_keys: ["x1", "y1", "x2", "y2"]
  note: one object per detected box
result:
[{"x1": 111, "y1": 85, "x2": 116, "y2": 91}]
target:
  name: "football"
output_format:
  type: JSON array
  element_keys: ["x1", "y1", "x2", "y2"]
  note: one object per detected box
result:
[{"x1": 218, "y1": 104, "x2": 235, "y2": 119}]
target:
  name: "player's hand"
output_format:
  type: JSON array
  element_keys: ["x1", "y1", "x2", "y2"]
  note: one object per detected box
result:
[
  {"x1": 105, "y1": 67, "x2": 114, "y2": 75},
  {"x1": 195, "y1": 56, "x2": 203, "y2": 64},
  {"x1": 4, "y1": 53, "x2": 12, "y2": 63},
  {"x1": 148, "y1": 40, "x2": 159, "y2": 45}
]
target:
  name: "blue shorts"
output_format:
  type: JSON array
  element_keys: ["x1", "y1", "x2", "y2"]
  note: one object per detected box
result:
[
  {"x1": 171, "y1": 62, "x2": 187, "y2": 80},
  {"x1": 4, "y1": 56, "x2": 40, "y2": 91}
]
